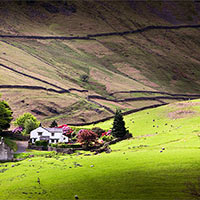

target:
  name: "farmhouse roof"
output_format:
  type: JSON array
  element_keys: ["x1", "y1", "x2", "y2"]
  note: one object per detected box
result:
[{"x1": 44, "y1": 128, "x2": 63, "y2": 133}]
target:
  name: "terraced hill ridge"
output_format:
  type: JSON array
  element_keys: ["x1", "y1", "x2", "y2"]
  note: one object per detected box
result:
[{"x1": 0, "y1": 0, "x2": 200, "y2": 125}]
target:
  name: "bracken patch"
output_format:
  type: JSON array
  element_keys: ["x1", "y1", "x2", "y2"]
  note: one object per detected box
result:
[{"x1": 168, "y1": 110, "x2": 196, "y2": 119}]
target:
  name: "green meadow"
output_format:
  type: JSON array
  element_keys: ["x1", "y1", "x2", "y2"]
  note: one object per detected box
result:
[{"x1": 0, "y1": 100, "x2": 200, "y2": 200}]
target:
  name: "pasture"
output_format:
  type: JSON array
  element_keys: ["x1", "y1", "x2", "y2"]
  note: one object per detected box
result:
[{"x1": 0, "y1": 100, "x2": 200, "y2": 200}]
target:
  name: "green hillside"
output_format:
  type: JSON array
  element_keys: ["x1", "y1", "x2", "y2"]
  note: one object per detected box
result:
[
  {"x1": 1, "y1": 99, "x2": 200, "y2": 200},
  {"x1": 0, "y1": 0, "x2": 200, "y2": 124}
]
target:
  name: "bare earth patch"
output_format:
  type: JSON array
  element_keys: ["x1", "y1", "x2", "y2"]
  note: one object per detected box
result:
[
  {"x1": 168, "y1": 110, "x2": 196, "y2": 119},
  {"x1": 73, "y1": 40, "x2": 113, "y2": 58},
  {"x1": 173, "y1": 101, "x2": 200, "y2": 108},
  {"x1": 115, "y1": 62, "x2": 159, "y2": 88}
]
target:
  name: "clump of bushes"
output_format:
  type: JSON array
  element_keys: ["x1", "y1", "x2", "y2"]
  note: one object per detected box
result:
[
  {"x1": 35, "y1": 140, "x2": 48, "y2": 147},
  {"x1": 101, "y1": 135, "x2": 114, "y2": 142},
  {"x1": 91, "y1": 127, "x2": 105, "y2": 137}
]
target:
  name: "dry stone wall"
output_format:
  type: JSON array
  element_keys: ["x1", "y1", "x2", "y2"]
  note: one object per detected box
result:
[{"x1": 0, "y1": 137, "x2": 13, "y2": 161}]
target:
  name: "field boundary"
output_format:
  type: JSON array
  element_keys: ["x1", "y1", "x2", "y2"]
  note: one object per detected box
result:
[{"x1": 0, "y1": 24, "x2": 200, "y2": 40}]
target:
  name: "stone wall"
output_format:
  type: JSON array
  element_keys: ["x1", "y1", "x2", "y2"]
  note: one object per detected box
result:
[{"x1": 0, "y1": 137, "x2": 13, "y2": 161}]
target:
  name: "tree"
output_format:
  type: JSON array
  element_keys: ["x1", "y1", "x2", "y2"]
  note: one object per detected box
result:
[
  {"x1": 111, "y1": 109, "x2": 128, "y2": 138},
  {"x1": 77, "y1": 129, "x2": 98, "y2": 148},
  {"x1": 0, "y1": 101, "x2": 13, "y2": 131},
  {"x1": 14, "y1": 113, "x2": 39, "y2": 128},
  {"x1": 50, "y1": 120, "x2": 58, "y2": 128},
  {"x1": 80, "y1": 74, "x2": 89, "y2": 83},
  {"x1": 14, "y1": 113, "x2": 40, "y2": 135},
  {"x1": 24, "y1": 119, "x2": 39, "y2": 135}
]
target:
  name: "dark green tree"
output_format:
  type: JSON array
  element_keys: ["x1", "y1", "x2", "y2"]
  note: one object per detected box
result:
[
  {"x1": 111, "y1": 109, "x2": 128, "y2": 138},
  {"x1": 80, "y1": 74, "x2": 89, "y2": 83},
  {"x1": 0, "y1": 100, "x2": 13, "y2": 131},
  {"x1": 50, "y1": 120, "x2": 58, "y2": 128}
]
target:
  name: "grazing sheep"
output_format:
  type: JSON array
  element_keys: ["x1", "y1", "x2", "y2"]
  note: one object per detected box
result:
[{"x1": 75, "y1": 195, "x2": 79, "y2": 199}]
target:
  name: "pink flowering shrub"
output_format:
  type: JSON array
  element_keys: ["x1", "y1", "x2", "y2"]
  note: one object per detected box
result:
[
  {"x1": 12, "y1": 127, "x2": 23, "y2": 134},
  {"x1": 101, "y1": 130, "x2": 112, "y2": 137},
  {"x1": 58, "y1": 124, "x2": 73, "y2": 137},
  {"x1": 101, "y1": 130, "x2": 113, "y2": 142},
  {"x1": 77, "y1": 129, "x2": 98, "y2": 147},
  {"x1": 63, "y1": 126, "x2": 73, "y2": 136}
]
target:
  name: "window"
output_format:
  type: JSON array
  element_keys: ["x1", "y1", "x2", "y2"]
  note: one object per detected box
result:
[
  {"x1": 51, "y1": 133, "x2": 54, "y2": 137},
  {"x1": 56, "y1": 139, "x2": 59, "y2": 143},
  {"x1": 38, "y1": 132, "x2": 42, "y2": 136},
  {"x1": 51, "y1": 139, "x2": 54, "y2": 143}
]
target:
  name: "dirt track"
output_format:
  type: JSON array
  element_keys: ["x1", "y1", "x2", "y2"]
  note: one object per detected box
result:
[{"x1": 14, "y1": 141, "x2": 28, "y2": 153}]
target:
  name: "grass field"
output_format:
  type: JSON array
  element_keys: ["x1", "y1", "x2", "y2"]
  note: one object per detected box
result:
[{"x1": 0, "y1": 100, "x2": 200, "y2": 200}]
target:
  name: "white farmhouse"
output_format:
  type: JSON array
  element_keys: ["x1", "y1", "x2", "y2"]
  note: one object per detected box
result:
[{"x1": 30, "y1": 127, "x2": 69, "y2": 144}]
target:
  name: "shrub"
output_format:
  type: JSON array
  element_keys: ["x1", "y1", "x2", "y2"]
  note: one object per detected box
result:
[
  {"x1": 58, "y1": 125, "x2": 73, "y2": 137},
  {"x1": 71, "y1": 127, "x2": 83, "y2": 135},
  {"x1": 101, "y1": 130, "x2": 111, "y2": 137},
  {"x1": 80, "y1": 74, "x2": 89, "y2": 82},
  {"x1": 63, "y1": 126, "x2": 73, "y2": 137},
  {"x1": 35, "y1": 140, "x2": 48, "y2": 147},
  {"x1": 12, "y1": 127, "x2": 23, "y2": 134},
  {"x1": 91, "y1": 127, "x2": 105, "y2": 137},
  {"x1": 50, "y1": 143, "x2": 58, "y2": 148},
  {"x1": 101, "y1": 135, "x2": 114, "y2": 142},
  {"x1": 77, "y1": 129, "x2": 98, "y2": 148}
]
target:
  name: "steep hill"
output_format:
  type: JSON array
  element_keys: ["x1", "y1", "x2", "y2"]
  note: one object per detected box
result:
[{"x1": 0, "y1": 0, "x2": 200, "y2": 125}]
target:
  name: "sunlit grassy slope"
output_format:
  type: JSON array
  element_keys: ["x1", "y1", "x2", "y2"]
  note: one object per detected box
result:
[
  {"x1": 0, "y1": 100, "x2": 200, "y2": 200},
  {"x1": 0, "y1": 1, "x2": 200, "y2": 124}
]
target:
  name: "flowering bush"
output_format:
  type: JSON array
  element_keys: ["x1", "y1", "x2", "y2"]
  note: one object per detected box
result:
[
  {"x1": 91, "y1": 127, "x2": 105, "y2": 137},
  {"x1": 77, "y1": 129, "x2": 98, "y2": 148},
  {"x1": 97, "y1": 139, "x2": 104, "y2": 144},
  {"x1": 63, "y1": 126, "x2": 73, "y2": 136},
  {"x1": 101, "y1": 130, "x2": 112, "y2": 137},
  {"x1": 12, "y1": 127, "x2": 23, "y2": 134},
  {"x1": 58, "y1": 124, "x2": 73, "y2": 137}
]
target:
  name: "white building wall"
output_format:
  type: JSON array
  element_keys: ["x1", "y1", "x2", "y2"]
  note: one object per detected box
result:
[
  {"x1": 30, "y1": 127, "x2": 69, "y2": 144},
  {"x1": 30, "y1": 127, "x2": 50, "y2": 143}
]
